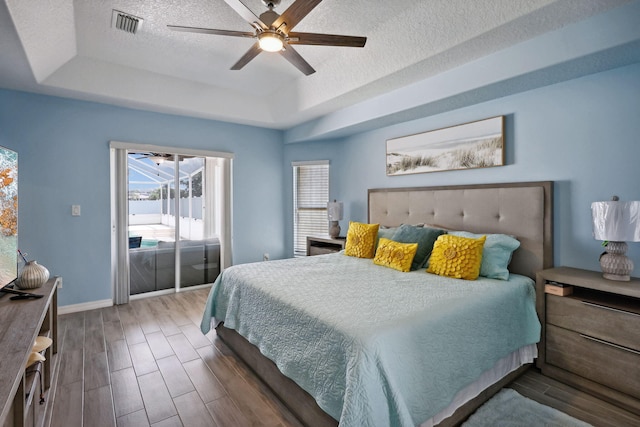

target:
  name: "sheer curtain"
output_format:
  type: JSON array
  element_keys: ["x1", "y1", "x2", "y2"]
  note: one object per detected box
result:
[
  {"x1": 205, "y1": 156, "x2": 233, "y2": 270},
  {"x1": 110, "y1": 141, "x2": 233, "y2": 304}
]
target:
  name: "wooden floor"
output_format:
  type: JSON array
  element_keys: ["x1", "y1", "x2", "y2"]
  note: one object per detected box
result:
[
  {"x1": 49, "y1": 288, "x2": 302, "y2": 427},
  {"x1": 45, "y1": 288, "x2": 640, "y2": 427},
  {"x1": 508, "y1": 370, "x2": 640, "y2": 427}
]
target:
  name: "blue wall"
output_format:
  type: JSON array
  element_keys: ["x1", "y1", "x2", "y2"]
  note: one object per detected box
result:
[
  {"x1": 0, "y1": 90, "x2": 285, "y2": 306},
  {"x1": 283, "y1": 63, "x2": 640, "y2": 272},
  {"x1": 1, "y1": 62, "x2": 639, "y2": 307}
]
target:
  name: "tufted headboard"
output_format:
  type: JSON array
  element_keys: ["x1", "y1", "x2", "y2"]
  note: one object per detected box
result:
[{"x1": 368, "y1": 181, "x2": 553, "y2": 279}]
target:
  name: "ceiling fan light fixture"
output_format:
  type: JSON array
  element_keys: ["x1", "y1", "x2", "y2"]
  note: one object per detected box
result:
[
  {"x1": 258, "y1": 31, "x2": 284, "y2": 52},
  {"x1": 148, "y1": 155, "x2": 167, "y2": 165}
]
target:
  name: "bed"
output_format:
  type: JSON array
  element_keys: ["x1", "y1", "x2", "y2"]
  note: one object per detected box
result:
[{"x1": 201, "y1": 181, "x2": 553, "y2": 426}]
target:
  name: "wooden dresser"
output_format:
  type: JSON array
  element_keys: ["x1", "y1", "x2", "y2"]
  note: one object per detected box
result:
[
  {"x1": 0, "y1": 277, "x2": 60, "y2": 427},
  {"x1": 536, "y1": 267, "x2": 640, "y2": 415}
]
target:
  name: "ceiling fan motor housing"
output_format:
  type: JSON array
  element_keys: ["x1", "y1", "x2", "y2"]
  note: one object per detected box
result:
[
  {"x1": 259, "y1": 10, "x2": 280, "y2": 27},
  {"x1": 261, "y1": 0, "x2": 281, "y2": 9}
]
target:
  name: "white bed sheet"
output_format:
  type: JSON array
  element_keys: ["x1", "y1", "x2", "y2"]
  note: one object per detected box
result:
[{"x1": 422, "y1": 344, "x2": 538, "y2": 426}]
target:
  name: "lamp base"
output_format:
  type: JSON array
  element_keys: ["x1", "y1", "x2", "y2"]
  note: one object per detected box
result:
[
  {"x1": 599, "y1": 241, "x2": 633, "y2": 281},
  {"x1": 329, "y1": 221, "x2": 341, "y2": 239},
  {"x1": 603, "y1": 272, "x2": 631, "y2": 282}
]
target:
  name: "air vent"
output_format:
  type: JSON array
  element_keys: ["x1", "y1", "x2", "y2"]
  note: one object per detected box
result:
[{"x1": 112, "y1": 10, "x2": 143, "y2": 34}]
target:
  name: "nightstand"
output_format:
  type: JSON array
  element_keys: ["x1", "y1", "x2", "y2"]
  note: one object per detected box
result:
[
  {"x1": 306, "y1": 236, "x2": 346, "y2": 256},
  {"x1": 536, "y1": 266, "x2": 640, "y2": 415}
]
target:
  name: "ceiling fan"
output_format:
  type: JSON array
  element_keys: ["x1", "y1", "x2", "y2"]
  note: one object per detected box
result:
[
  {"x1": 167, "y1": 0, "x2": 367, "y2": 75},
  {"x1": 130, "y1": 152, "x2": 191, "y2": 165}
]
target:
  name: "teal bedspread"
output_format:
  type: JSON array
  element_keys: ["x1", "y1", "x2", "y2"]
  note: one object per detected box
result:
[{"x1": 201, "y1": 252, "x2": 540, "y2": 427}]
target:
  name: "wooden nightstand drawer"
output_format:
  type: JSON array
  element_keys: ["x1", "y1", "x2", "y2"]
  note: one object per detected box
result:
[
  {"x1": 306, "y1": 236, "x2": 345, "y2": 256},
  {"x1": 309, "y1": 246, "x2": 339, "y2": 256},
  {"x1": 547, "y1": 294, "x2": 640, "y2": 352},
  {"x1": 547, "y1": 324, "x2": 640, "y2": 400}
]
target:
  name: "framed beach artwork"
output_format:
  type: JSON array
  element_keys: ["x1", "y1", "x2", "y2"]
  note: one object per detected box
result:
[{"x1": 386, "y1": 116, "x2": 505, "y2": 176}]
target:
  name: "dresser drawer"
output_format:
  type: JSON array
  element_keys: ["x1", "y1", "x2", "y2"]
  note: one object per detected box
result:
[
  {"x1": 546, "y1": 294, "x2": 640, "y2": 352},
  {"x1": 547, "y1": 324, "x2": 640, "y2": 399},
  {"x1": 309, "y1": 246, "x2": 339, "y2": 256}
]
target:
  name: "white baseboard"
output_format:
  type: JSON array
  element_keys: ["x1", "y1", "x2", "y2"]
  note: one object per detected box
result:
[{"x1": 58, "y1": 299, "x2": 113, "y2": 315}]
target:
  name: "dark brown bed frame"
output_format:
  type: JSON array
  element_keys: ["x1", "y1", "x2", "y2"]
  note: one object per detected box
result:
[{"x1": 217, "y1": 181, "x2": 554, "y2": 426}]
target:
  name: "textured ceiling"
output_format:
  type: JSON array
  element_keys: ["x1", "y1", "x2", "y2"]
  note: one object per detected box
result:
[{"x1": 0, "y1": 0, "x2": 632, "y2": 130}]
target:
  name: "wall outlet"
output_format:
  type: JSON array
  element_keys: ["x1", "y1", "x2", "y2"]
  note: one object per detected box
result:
[
  {"x1": 71, "y1": 205, "x2": 81, "y2": 216},
  {"x1": 263, "y1": 253, "x2": 269, "y2": 261}
]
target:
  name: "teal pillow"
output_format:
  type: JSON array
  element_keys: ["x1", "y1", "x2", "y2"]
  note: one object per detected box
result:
[
  {"x1": 377, "y1": 226, "x2": 397, "y2": 241},
  {"x1": 450, "y1": 231, "x2": 520, "y2": 280},
  {"x1": 391, "y1": 224, "x2": 446, "y2": 270},
  {"x1": 376, "y1": 226, "x2": 397, "y2": 250}
]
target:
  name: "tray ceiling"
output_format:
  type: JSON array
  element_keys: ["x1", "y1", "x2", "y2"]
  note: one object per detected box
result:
[{"x1": 0, "y1": 0, "x2": 631, "y2": 129}]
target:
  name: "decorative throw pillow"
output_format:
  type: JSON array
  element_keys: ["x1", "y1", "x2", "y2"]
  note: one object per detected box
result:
[
  {"x1": 376, "y1": 226, "x2": 397, "y2": 249},
  {"x1": 391, "y1": 224, "x2": 447, "y2": 270},
  {"x1": 345, "y1": 222, "x2": 380, "y2": 258},
  {"x1": 450, "y1": 231, "x2": 520, "y2": 280},
  {"x1": 373, "y1": 238, "x2": 418, "y2": 272},
  {"x1": 378, "y1": 226, "x2": 397, "y2": 239},
  {"x1": 427, "y1": 234, "x2": 486, "y2": 280}
]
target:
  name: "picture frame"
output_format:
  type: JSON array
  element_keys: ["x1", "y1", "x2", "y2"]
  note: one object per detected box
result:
[
  {"x1": 0, "y1": 145, "x2": 18, "y2": 288},
  {"x1": 386, "y1": 116, "x2": 504, "y2": 176}
]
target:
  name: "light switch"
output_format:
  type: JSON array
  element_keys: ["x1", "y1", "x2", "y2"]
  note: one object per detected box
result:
[{"x1": 71, "y1": 205, "x2": 81, "y2": 216}]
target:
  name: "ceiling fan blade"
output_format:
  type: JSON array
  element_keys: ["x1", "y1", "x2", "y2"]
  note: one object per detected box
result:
[
  {"x1": 222, "y1": 0, "x2": 268, "y2": 30},
  {"x1": 280, "y1": 43, "x2": 315, "y2": 75},
  {"x1": 287, "y1": 32, "x2": 366, "y2": 47},
  {"x1": 231, "y1": 42, "x2": 262, "y2": 70},
  {"x1": 167, "y1": 25, "x2": 255, "y2": 38},
  {"x1": 272, "y1": 0, "x2": 323, "y2": 32}
]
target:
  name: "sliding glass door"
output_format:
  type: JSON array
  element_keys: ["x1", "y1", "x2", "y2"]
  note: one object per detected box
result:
[{"x1": 111, "y1": 142, "x2": 233, "y2": 303}]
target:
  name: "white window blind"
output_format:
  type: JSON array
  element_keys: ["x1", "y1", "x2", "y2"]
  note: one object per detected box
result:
[{"x1": 293, "y1": 161, "x2": 329, "y2": 257}]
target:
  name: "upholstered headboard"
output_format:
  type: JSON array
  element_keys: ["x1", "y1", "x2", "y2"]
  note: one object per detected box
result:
[{"x1": 368, "y1": 181, "x2": 553, "y2": 279}]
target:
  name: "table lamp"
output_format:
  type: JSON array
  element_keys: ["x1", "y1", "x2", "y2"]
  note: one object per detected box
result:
[
  {"x1": 327, "y1": 200, "x2": 343, "y2": 238},
  {"x1": 591, "y1": 196, "x2": 640, "y2": 281}
]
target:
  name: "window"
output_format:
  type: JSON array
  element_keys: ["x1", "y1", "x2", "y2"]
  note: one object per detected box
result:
[{"x1": 293, "y1": 161, "x2": 329, "y2": 257}]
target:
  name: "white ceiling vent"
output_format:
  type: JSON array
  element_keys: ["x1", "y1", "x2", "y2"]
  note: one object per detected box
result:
[{"x1": 112, "y1": 10, "x2": 143, "y2": 34}]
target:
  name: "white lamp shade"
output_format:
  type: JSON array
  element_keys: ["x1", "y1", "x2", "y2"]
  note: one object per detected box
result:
[
  {"x1": 592, "y1": 200, "x2": 640, "y2": 242},
  {"x1": 327, "y1": 201, "x2": 343, "y2": 221}
]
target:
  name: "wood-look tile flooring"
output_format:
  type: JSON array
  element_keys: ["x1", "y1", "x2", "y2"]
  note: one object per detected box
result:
[
  {"x1": 50, "y1": 288, "x2": 302, "y2": 427},
  {"x1": 508, "y1": 370, "x2": 640, "y2": 427},
  {"x1": 47, "y1": 288, "x2": 640, "y2": 427}
]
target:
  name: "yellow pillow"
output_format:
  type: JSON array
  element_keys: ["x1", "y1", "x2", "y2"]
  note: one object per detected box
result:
[
  {"x1": 427, "y1": 234, "x2": 486, "y2": 280},
  {"x1": 345, "y1": 221, "x2": 380, "y2": 258},
  {"x1": 374, "y1": 238, "x2": 418, "y2": 272}
]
